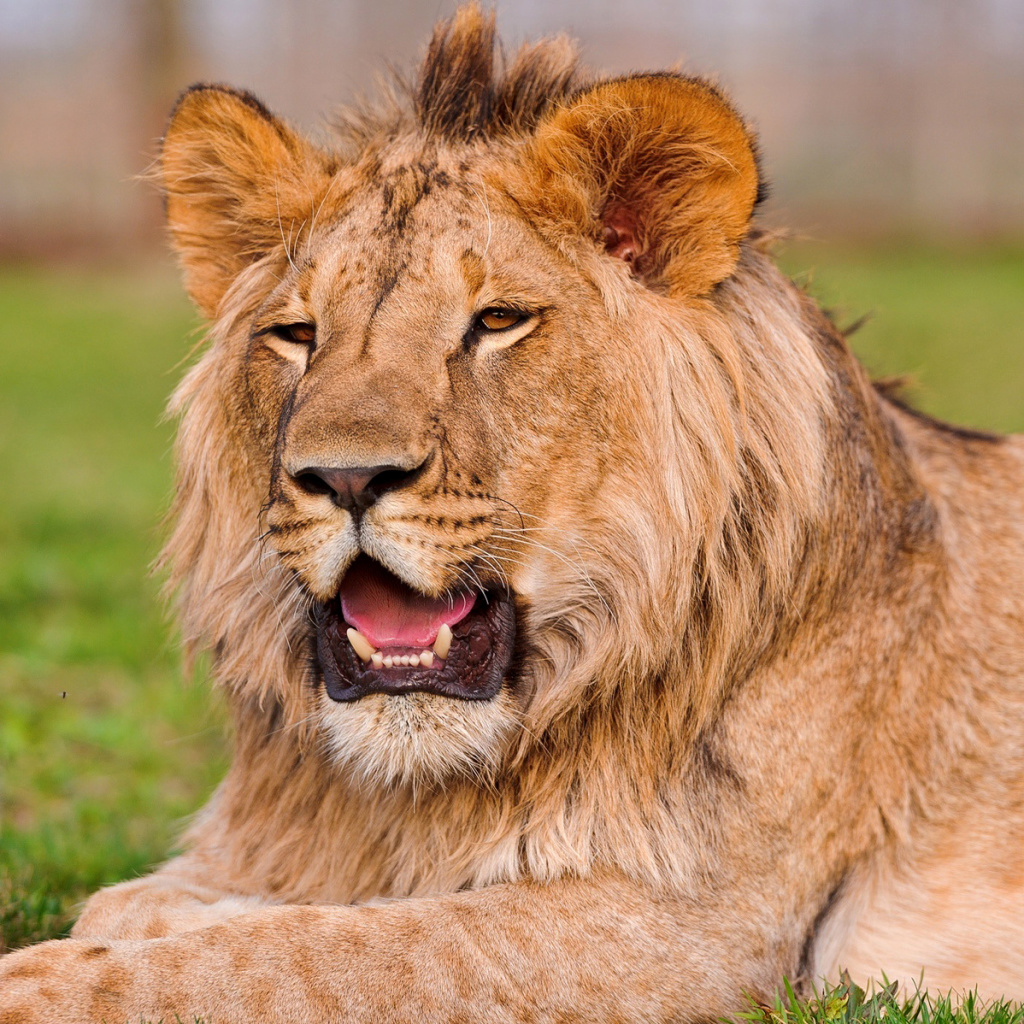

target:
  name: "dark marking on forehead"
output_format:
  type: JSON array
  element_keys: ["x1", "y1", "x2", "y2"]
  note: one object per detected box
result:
[
  {"x1": 377, "y1": 165, "x2": 430, "y2": 238},
  {"x1": 360, "y1": 257, "x2": 407, "y2": 357},
  {"x1": 373, "y1": 162, "x2": 467, "y2": 241},
  {"x1": 372, "y1": 264, "x2": 403, "y2": 320},
  {"x1": 356, "y1": 161, "x2": 464, "y2": 356},
  {"x1": 460, "y1": 249, "x2": 486, "y2": 294}
]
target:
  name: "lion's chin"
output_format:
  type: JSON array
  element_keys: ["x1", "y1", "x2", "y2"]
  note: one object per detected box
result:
[{"x1": 317, "y1": 688, "x2": 519, "y2": 787}]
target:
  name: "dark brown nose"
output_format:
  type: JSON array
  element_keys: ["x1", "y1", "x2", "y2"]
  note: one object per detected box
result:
[{"x1": 292, "y1": 463, "x2": 424, "y2": 513}]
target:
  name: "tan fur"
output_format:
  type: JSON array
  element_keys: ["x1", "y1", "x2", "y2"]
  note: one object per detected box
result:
[{"x1": 3, "y1": 7, "x2": 1023, "y2": 1022}]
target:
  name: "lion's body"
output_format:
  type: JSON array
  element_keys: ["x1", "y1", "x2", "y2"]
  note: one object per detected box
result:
[{"x1": 2, "y1": 8, "x2": 1023, "y2": 1023}]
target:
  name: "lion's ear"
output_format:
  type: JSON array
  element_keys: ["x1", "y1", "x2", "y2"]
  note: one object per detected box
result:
[
  {"x1": 526, "y1": 74, "x2": 762, "y2": 297},
  {"x1": 160, "y1": 85, "x2": 334, "y2": 317}
]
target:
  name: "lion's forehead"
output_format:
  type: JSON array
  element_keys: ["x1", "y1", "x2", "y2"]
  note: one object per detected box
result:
[
  {"x1": 322, "y1": 156, "x2": 496, "y2": 251},
  {"x1": 295, "y1": 166, "x2": 572, "y2": 333}
]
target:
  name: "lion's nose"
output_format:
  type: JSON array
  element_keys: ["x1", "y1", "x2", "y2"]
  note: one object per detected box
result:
[{"x1": 292, "y1": 463, "x2": 425, "y2": 513}]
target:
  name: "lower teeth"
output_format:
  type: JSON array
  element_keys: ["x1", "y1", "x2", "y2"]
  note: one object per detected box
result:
[{"x1": 362, "y1": 647, "x2": 438, "y2": 669}]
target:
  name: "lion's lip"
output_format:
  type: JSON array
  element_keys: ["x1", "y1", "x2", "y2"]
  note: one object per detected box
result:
[{"x1": 315, "y1": 560, "x2": 516, "y2": 702}]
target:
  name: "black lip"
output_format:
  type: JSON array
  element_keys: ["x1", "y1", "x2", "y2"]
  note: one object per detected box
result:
[{"x1": 314, "y1": 584, "x2": 516, "y2": 702}]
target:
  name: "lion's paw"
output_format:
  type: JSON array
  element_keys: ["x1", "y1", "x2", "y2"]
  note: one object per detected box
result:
[{"x1": 0, "y1": 940, "x2": 125, "y2": 1024}]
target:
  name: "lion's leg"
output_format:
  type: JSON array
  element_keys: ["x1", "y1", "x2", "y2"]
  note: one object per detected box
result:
[
  {"x1": 0, "y1": 876, "x2": 790, "y2": 1024},
  {"x1": 70, "y1": 860, "x2": 266, "y2": 941},
  {"x1": 812, "y1": 811, "x2": 1024, "y2": 1001}
]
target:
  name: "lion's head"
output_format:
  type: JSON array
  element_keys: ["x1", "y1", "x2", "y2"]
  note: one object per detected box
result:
[{"x1": 160, "y1": 6, "x2": 831, "y2": 787}]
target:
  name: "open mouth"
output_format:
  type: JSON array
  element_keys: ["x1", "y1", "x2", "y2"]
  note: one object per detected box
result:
[{"x1": 314, "y1": 556, "x2": 516, "y2": 702}]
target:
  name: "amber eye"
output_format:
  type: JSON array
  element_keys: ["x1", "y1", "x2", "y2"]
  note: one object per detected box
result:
[
  {"x1": 477, "y1": 309, "x2": 523, "y2": 332},
  {"x1": 275, "y1": 323, "x2": 316, "y2": 345}
]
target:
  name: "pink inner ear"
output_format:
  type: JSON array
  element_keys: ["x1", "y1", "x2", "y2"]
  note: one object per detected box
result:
[{"x1": 601, "y1": 205, "x2": 641, "y2": 264}]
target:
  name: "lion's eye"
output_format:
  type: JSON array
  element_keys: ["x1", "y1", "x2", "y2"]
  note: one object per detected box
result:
[
  {"x1": 466, "y1": 306, "x2": 540, "y2": 352},
  {"x1": 273, "y1": 323, "x2": 316, "y2": 345},
  {"x1": 477, "y1": 309, "x2": 523, "y2": 332}
]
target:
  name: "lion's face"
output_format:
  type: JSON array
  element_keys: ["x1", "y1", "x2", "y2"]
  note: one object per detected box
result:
[
  {"x1": 159, "y1": 47, "x2": 774, "y2": 785},
  {"x1": 252, "y1": 155, "x2": 639, "y2": 780},
  {"x1": 213, "y1": 147, "x2": 674, "y2": 782}
]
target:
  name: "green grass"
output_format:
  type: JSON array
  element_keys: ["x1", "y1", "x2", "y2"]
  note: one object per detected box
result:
[
  {"x1": 744, "y1": 976, "x2": 1024, "y2": 1024},
  {"x1": 0, "y1": 246, "x2": 1022, "y2": 1018},
  {"x1": 0, "y1": 266, "x2": 228, "y2": 952},
  {"x1": 778, "y1": 241, "x2": 1024, "y2": 433}
]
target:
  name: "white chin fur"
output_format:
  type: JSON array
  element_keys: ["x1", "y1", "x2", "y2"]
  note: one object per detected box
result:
[{"x1": 318, "y1": 688, "x2": 517, "y2": 788}]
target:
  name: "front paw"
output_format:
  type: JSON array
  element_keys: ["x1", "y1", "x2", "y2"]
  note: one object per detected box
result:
[{"x1": 0, "y1": 939, "x2": 124, "y2": 1024}]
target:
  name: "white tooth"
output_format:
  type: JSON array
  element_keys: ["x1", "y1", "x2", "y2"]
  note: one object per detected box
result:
[
  {"x1": 383, "y1": 655, "x2": 394, "y2": 668},
  {"x1": 420, "y1": 650, "x2": 434, "y2": 668},
  {"x1": 346, "y1": 628, "x2": 375, "y2": 663},
  {"x1": 433, "y1": 623, "x2": 452, "y2": 660},
  {"x1": 409, "y1": 653, "x2": 421, "y2": 667},
  {"x1": 371, "y1": 652, "x2": 384, "y2": 669},
  {"x1": 400, "y1": 655, "x2": 411, "y2": 666}
]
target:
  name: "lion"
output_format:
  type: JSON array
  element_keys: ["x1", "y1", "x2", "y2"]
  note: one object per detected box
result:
[{"x1": 2, "y1": 6, "x2": 1023, "y2": 1023}]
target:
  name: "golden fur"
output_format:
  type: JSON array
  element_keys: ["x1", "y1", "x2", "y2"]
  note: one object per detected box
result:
[{"x1": 3, "y1": 7, "x2": 1023, "y2": 1022}]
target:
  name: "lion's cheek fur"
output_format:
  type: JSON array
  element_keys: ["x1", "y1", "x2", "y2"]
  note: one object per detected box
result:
[{"x1": 164, "y1": 329, "x2": 316, "y2": 724}]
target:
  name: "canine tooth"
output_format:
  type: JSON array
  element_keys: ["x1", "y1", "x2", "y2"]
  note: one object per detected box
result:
[
  {"x1": 433, "y1": 623, "x2": 452, "y2": 660},
  {"x1": 420, "y1": 650, "x2": 434, "y2": 668},
  {"x1": 346, "y1": 628, "x2": 375, "y2": 663},
  {"x1": 409, "y1": 653, "x2": 421, "y2": 667},
  {"x1": 383, "y1": 655, "x2": 394, "y2": 668},
  {"x1": 371, "y1": 652, "x2": 384, "y2": 669}
]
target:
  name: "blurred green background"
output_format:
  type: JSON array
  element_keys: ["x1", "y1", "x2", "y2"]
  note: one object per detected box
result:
[
  {"x1": 0, "y1": 268, "x2": 228, "y2": 950},
  {"x1": 0, "y1": 0, "x2": 1022, "y2": 958}
]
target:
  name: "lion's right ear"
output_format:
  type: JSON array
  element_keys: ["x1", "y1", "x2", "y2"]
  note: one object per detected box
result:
[{"x1": 160, "y1": 85, "x2": 335, "y2": 318}]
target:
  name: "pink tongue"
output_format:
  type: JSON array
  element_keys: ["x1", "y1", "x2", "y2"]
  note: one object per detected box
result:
[{"x1": 339, "y1": 559, "x2": 477, "y2": 649}]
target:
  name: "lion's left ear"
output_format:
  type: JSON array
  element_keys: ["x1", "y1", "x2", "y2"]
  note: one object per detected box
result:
[{"x1": 524, "y1": 74, "x2": 763, "y2": 297}]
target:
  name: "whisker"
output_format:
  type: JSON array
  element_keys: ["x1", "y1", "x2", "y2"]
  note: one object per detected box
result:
[
  {"x1": 463, "y1": 546, "x2": 510, "y2": 588},
  {"x1": 470, "y1": 177, "x2": 493, "y2": 255},
  {"x1": 307, "y1": 173, "x2": 342, "y2": 250},
  {"x1": 275, "y1": 181, "x2": 299, "y2": 274},
  {"x1": 484, "y1": 537, "x2": 612, "y2": 616},
  {"x1": 451, "y1": 561, "x2": 489, "y2": 601}
]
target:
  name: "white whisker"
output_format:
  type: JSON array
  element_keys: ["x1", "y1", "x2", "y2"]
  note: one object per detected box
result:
[
  {"x1": 275, "y1": 181, "x2": 299, "y2": 273},
  {"x1": 307, "y1": 172, "x2": 342, "y2": 250},
  {"x1": 470, "y1": 177, "x2": 493, "y2": 255}
]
